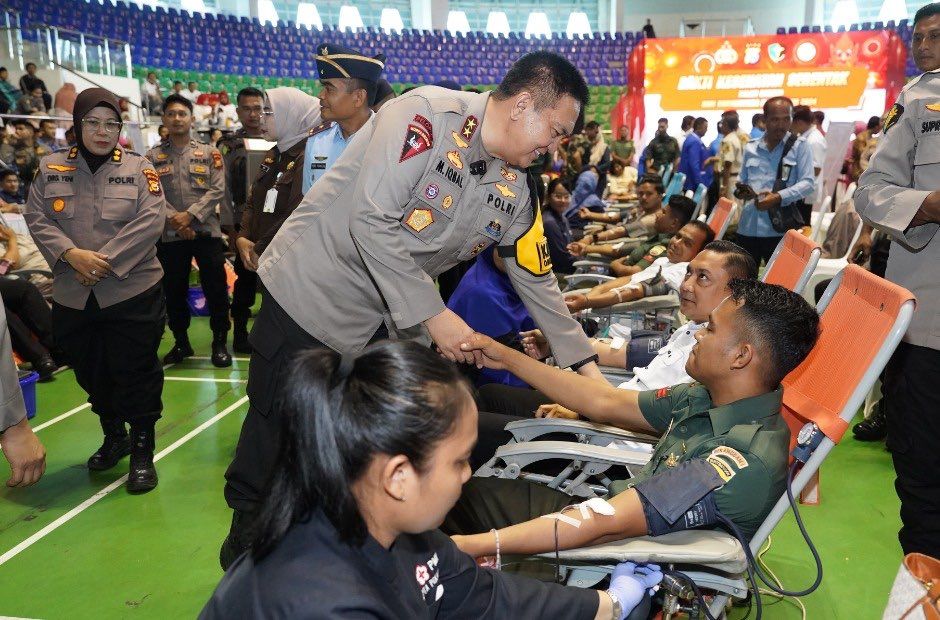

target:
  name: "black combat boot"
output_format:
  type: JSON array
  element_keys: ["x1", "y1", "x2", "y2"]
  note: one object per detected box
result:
[
  {"x1": 126, "y1": 424, "x2": 158, "y2": 494},
  {"x1": 853, "y1": 404, "x2": 887, "y2": 441},
  {"x1": 211, "y1": 331, "x2": 232, "y2": 367},
  {"x1": 162, "y1": 331, "x2": 194, "y2": 365},
  {"x1": 87, "y1": 418, "x2": 131, "y2": 471},
  {"x1": 232, "y1": 319, "x2": 252, "y2": 355}
]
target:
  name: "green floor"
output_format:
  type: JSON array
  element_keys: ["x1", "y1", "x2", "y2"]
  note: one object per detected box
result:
[{"x1": 0, "y1": 318, "x2": 902, "y2": 619}]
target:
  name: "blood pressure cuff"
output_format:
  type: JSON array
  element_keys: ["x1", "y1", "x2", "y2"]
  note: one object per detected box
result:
[
  {"x1": 641, "y1": 279, "x2": 670, "y2": 297},
  {"x1": 633, "y1": 459, "x2": 724, "y2": 536}
]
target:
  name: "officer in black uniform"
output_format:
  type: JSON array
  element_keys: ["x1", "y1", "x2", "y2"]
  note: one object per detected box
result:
[
  {"x1": 146, "y1": 93, "x2": 232, "y2": 368},
  {"x1": 218, "y1": 86, "x2": 265, "y2": 354}
]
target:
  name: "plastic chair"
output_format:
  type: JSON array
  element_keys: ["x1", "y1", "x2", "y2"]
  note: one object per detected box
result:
[
  {"x1": 690, "y1": 183, "x2": 708, "y2": 221},
  {"x1": 661, "y1": 163, "x2": 673, "y2": 187},
  {"x1": 482, "y1": 266, "x2": 915, "y2": 615},
  {"x1": 762, "y1": 229, "x2": 822, "y2": 295},
  {"x1": 809, "y1": 195, "x2": 833, "y2": 243},
  {"x1": 706, "y1": 197, "x2": 735, "y2": 240}
]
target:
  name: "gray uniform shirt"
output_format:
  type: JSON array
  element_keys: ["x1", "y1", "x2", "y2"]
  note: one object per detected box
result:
[
  {"x1": 23, "y1": 146, "x2": 167, "y2": 310},
  {"x1": 258, "y1": 87, "x2": 594, "y2": 367},
  {"x1": 856, "y1": 70, "x2": 940, "y2": 349},
  {"x1": 0, "y1": 297, "x2": 27, "y2": 433},
  {"x1": 145, "y1": 139, "x2": 225, "y2": 242}
]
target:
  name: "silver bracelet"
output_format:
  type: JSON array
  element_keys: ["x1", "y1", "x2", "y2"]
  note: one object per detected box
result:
[
  {"x1": 606, "y1": 589, "x2": 623, "y2": 620},
  {"x1": 489, "y1": 528, "x2": 501, "y2": 570}
]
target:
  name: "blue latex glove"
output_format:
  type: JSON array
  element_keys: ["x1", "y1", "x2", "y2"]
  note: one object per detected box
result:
[{"x1": 607, "y1": 562, "x2": 663, "y2": 620}]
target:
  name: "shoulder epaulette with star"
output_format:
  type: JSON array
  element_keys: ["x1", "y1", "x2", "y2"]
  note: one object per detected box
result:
[{"x1": 307, "y1": 121, "x2": 335, "y2": 137}]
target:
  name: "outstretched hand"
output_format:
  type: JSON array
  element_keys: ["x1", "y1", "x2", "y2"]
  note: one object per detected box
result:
[{"x1": 459, "y1": 333, "x2": 516, "y2": 371}]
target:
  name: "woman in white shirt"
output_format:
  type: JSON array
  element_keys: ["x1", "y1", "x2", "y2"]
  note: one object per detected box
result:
[{"x1": 605, "y1": 160, "x2": 638, "y2": 201}]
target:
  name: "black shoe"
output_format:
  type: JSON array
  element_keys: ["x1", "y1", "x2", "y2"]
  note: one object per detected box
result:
[
  {"x1": 87, "y1": 419, "x2": 131, "y2": 471},
  {"x1": 853, "y1": 405, "x2": 887, "y2": 441},
  {"x1": 35, "y1": 355, "x2": 59, "y2": 382},
  {"x1": 162, "y1": 339, "x2": 194, "y2": 365},
  {"x1": 220, "y1": 509, "x2": 257, "y2": 570},
  {"x1": 232, "y1": 329, "x2": 252, "y2": 354},
  {"x1": 126, "y1": 426, "x2": 158, "y2": 494},
  {"x1": 211, "y1": 333, "x2": 232, "y2": 368}
]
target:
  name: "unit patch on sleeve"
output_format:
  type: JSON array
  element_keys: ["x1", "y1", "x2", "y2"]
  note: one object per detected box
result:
[
  {"x1": 882, "y1": 103, "x2": 903, "y2": 134},
  {"x1": 212, "y1": 151, "x2": 223, "y2": 169},
  {"x1": 400, "y1": 115, "x2": 434, "y2": 163}
]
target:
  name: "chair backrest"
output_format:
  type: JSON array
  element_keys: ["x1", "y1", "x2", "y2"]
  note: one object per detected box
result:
[
  {"x1": 690, "y1": 183, "x2": 708, "y2": 221},
  {"x1": 750, "y1": 265, "x2": 914, "y2": 550},
  {"x1": 706, "y1": 197, "x2": 734, "y2": 240},
  {"x1": 763, "y1": 230, "x2": 821, "y2": 294},
  {"x1": 661, "y1": 163, "x2": 673, "y2": 186},
  {"x1": 664, "y1": 172, "x2": 685, "y2": 201}
]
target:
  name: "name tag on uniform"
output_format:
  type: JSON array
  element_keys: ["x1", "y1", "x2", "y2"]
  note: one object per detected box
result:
[{"x1": 263, "y1": 188, "x2": 278, "y2": 213}]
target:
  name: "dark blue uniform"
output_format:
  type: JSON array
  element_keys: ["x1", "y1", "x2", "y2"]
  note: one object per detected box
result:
[{"x1": 201, "y1": 510, "x2": 599, "y2": 619}]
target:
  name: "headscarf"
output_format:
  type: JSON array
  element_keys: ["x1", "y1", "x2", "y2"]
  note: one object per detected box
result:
[
  {"x1": 265, "y1": 87, "x2": 323, "y2": 152},
  {"x1": 72, "y1": 87, "x2": 121, "y2": 174},
  {"x1": 564, "y1": 169, "x2": 606, "y2": 229}
]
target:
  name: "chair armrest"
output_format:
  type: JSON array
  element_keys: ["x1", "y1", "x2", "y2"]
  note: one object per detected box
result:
[
  {"x1": 504, "y1": 418, "x2": 659, "y2": 445},
  {"x1": 539, "y1": 530, "x2": 748, "y2": 574},
  {"x1": 565, "y1": 274, "x2": 614, "y2": 288},
  {"x1": 603, "y1": 295, "x2": 680, "y2": 315},
  {"x1": 572, "y1": 260, "x2": 610, "y2": 269}
]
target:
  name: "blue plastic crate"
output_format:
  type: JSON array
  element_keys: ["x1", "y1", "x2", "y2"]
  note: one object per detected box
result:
[{"x1": 18, "y1": 370, "x2": 38, "y2": 420}]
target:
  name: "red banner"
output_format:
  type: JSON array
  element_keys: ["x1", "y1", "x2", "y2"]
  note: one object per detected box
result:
[{"x1": 613, "y1": 30, "x2": 907, "y2": 138}]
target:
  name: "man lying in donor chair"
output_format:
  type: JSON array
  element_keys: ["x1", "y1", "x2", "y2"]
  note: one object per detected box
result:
[{"x1": 443, "y1": 279, "x2": 820, "y2": 560}]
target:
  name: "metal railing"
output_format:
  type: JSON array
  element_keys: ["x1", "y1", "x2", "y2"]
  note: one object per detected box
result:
[
  {"x1": 0, "y1": 6, "x2": 23, "y2": 69},
  {"x1": 31, "y1": 24, "x2": 132, "y2": 78}
]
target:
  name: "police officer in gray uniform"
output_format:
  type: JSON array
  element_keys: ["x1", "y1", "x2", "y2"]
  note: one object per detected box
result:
[
  {"x1": 24, "y1": 89, "x2": 167, "y2": 493},
  {"x1": 219, "y1": 52, "x2": 604, "y2": 568},
  {"x1": 856, "y1": 1, "x2": 940, "y2": 558},
  {"x1": 147, "y1": 93, "x2": 231, "y2": 368},
  {"x1": 0, "y1": 297, "x2": 46, "y2": 488}
]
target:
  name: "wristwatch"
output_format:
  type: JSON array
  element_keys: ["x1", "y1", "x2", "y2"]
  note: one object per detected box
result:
[{"x1": 606, "y1": 589, "x2": 623, "y2": 620}]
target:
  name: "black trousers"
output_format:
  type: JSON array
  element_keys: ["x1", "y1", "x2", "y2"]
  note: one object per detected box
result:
[
  {"x1": 472, "y1": 384, "x2": 595, "y2": 474},
  {"x1": 52, "y1": 283, "x2": 165, "y2": 422},
  {"x1": 157, "y1": 237, "x2": 230, "y2": 335},
  {"x1": 734, "y1": 233, "x2": 783, "y2": 266},
  {"x1": 442, "y1": 476, "x2": 570, "y2": 536},
  {"x1": 0, "y1": 276, "x2": 54, "y2": 365},
  {"x1": 230, "y1": 251, "x2": 257, "y2": 328},
  {"x1": 223, "y1": 295, "x2": 389, "y2": 512},
  {"x1": 884, "y1": 342, "x2": 940, "y2": 558}
]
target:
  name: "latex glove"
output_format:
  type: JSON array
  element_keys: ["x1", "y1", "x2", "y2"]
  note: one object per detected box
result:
[{"x1": 608, "y1": 562, "x2": 663, "y2": 619}]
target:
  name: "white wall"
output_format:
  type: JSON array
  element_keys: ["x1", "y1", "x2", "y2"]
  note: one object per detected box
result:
[{"x1": 617, "y1": 0, "x2": 816, "y2": 36}]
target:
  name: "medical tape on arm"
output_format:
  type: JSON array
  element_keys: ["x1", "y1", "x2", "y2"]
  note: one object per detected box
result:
[{"x1": 539, "y1": 498, "x2": 617, "y2": 529}]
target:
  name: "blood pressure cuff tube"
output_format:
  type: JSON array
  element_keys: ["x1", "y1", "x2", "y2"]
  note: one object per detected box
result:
[{"x1": 633, "y1": 459, "x2": 724, "y2": 536}]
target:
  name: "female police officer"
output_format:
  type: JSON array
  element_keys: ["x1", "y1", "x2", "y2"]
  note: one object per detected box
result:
[
  {"x1": 24, "y1": 88, "x2": 167, "y2": 493},
  {"x1": 201, "y1": 341, "x2": 660, "y2": 619}
]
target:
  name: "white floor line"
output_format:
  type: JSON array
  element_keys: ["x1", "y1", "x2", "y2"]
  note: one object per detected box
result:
[
  {"x1": 163, "y1": 376, "x2": 246, "y2": 384},
  {"x1": 0, "y1": 395, "x2": 249, "y2": 568},
  {"x1": 187, "y1": 356, "x2": 251, "y2": 362},
  {"x1": 31, "y1": 403, "x2": 91, "y2": 432}
]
